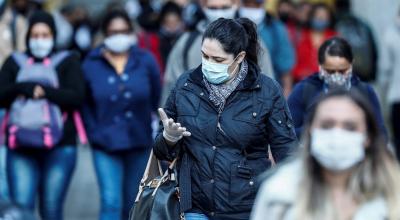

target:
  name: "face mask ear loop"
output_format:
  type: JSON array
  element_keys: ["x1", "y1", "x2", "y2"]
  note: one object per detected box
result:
[{"x1": 229, "y1": 52, "x2": 245, "y2": 77}]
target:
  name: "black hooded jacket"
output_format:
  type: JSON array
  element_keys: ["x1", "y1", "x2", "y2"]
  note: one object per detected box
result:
[{"x1": 0, "y1": 11, "x2": 85, "y2": 146}]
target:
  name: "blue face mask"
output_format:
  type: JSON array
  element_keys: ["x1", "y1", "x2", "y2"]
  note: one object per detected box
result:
[
  {"x1": 202, "y1": 57, "x2": 239, "y2": 84},
  {"x1": 311, "y1": 19, "x2": 329, "y2": 31}
]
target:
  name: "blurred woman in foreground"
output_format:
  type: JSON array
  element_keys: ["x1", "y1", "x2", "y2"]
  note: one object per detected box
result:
[{"x1": 251, "y1": 90, "x2": 400, "y2": 220}]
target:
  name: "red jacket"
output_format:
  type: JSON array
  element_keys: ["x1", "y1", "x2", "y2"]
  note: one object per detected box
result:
[{"x1": 292, "y1": 29, "x2": 337, "y2": 82}]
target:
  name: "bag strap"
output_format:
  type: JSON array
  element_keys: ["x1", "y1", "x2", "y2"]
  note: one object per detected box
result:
[
  {"x1": 73, "y1": 111, "x2": 88, "y2": 145},
  {"x1": 141, "y1": 150, "x2": 163, "y2": 184},
  {"x1": 135, "y1": 150, "x2": 164, "y2": 202},
  {"x1": 183, "y1": 30, "x2": 200, "y2": 70}
]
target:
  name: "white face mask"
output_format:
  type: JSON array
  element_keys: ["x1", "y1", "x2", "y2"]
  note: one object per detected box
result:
[
  {"x1": 104, "y1": 34, "x2": 137, "y2": 53},
  {"x1": 75, "y1": 26, "x2": 92, "y2": 50},
  {"x1": 203, "y1": 7, "x2": 236, "y2": 23},
  {"x1": 239, "y1": 7, "x2": 265, "y2": 25},
  {"x1": 311, "y1": 128, "x2": 366, "y2": 172},
  {"x1": 29, "y1": 38, "x2": 54, "y2": 58},
  {"x1": 202, "y1": 56, "x2": 239, "y2": 84}
]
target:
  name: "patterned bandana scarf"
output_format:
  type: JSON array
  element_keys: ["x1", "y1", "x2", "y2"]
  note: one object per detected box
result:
[{"x1": 203, "y1": 60, "x2": 248, "y2": 112}]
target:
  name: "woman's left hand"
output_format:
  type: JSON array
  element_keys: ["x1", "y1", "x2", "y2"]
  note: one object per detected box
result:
[{"x1": 33, "y1": 85, "x2": 45, "y2": 99}]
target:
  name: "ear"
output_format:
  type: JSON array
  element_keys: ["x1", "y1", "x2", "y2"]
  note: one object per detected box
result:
[{"x1": 236, "y1": 51, "x2": 246, "y2": 64}]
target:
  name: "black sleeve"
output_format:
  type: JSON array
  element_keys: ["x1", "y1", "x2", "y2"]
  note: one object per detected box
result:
[
  {"x1": 266, "y1": 80, "x2": 298, "y2": 163},
  {"x1": 41, "y1": 53, "x2": 86, "y2": 110},
  {"x1": 152, "y1": 78, "x2": 183, "y2": 161},
  {"x1": 0, "y1": 56, "x2": 37, "y2": 108}
]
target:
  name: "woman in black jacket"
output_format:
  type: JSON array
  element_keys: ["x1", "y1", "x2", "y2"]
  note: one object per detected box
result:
[
  {"x1": 0, "y1": 11, "x2": 84, "y2": 220},
  {"x1": 154, "y1": 18, "x2": 297, "y2": 220}
]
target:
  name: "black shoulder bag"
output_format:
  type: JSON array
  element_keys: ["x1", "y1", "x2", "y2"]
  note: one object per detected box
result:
[{"x1": 129, "y1": 150, "x2": 184, "y2": 220}]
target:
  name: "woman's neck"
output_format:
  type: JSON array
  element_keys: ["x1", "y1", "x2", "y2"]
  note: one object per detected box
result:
[
  {"x1": 322, "y1": 169, "x2": 353, "y2": 190},
  {"x1": 103, "y1": 50, "x2": 129, "y2": 75},
  {"x1": 323, "y1": 169, "x2": 359, "y2": 220}
]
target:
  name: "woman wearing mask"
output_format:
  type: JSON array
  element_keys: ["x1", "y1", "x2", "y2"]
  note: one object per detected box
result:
[
  {"x1": 251, "y1": 90, "x2": 400, "y2": 220},
  {"x1": 158, "y1": 1, "x2": 184, "y2": 73},
  {"x1": 154, "y1": 18, "x2": 297, "y2": 220},
  {"x1": 292, "y1": 3, "x2": 337, "y2": 82},
  {"x1": 288, "y1": 37, "x2": 386, "y2": 139},
  {"x1": 0, "y1": 11, "x2": 85, "y2": 220},
  {"x1": 82, "y1": 9, "x2": 161, "y2": 220}
]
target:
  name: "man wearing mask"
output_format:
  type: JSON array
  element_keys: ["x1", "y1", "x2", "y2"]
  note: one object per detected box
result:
[
  {"x1": 288, "y1": 37, "x2": 386, "y2": 138},
  {"x1": 161, "y1": 0, "x2": 274, "y2": 105},
  {"x1": 239, "y1": 0, "x2": 295, "y2": 97}
]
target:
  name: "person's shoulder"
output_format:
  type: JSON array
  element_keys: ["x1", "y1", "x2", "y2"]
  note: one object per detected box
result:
[
  {"x1": 132, "y1": 46, "x2": 157, "y2": 62},
  {"x1": 56, "y1": 50, "x2": 80, "y2": 63},
  {"x1": 1, "y1": 54, "x2": 19, "y2": 70},
  {"x1": 174, "y1": 68, "x2": 196, "y2": 88},
  {"x1": 258, "y1": 159, "x2": 302, "y2": 203},
  {"x1": 84, "y1": 46, "x2": 103, "y2": 61}
]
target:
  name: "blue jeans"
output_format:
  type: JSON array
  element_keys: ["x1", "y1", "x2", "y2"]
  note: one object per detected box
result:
[
  {"x1": 92, "y1": 147, "x2": 150, "y2": 220},
  {"x1": 0, "y1": 146, "x2": 9, "y2": 201},
  {"x1": 6, "y1": 146, "x2": 77, "y2": 220},
  {"x1": 185, "y1": 213, "x2": 210, "y2": 220}
]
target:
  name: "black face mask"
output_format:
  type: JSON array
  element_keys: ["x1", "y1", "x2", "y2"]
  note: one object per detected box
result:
[
  {"x1": 279, "y1": 12, "x2": 290, "y2": 23},
  {"x1": 14, "y1": 6, "x2": 28, "y2": 15}
]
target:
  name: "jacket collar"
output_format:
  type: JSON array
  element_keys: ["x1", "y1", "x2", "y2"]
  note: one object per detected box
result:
[{"x1": 187, "y1": 59, "x2": 262, "y2": 91}]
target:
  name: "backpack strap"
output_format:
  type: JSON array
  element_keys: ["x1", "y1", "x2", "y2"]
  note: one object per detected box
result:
[
  {"x1": 49, "y1": 51, "x2": 71, "y2": 68},
  {"x1": 183, "y1": 30, "x2": 200, "y2": 71},
  {"x1": 11, "y1": 52, "x2": 30, "y2": 67}
]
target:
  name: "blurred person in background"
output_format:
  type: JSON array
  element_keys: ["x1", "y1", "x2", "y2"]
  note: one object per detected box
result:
[
  {"x1": 288, "y1": 37, "x2": 386, "y2": 139},
  {"x1": 0, "y1": 11, "x2": 85, "y2": 220},
  {"x1": 82, "y1": 9, "x2": 161, "y2": 220},
  {"x1": 277, "y1": 0, "x2": 295, "y2": 25},
  {"x1": 181, "y1": 0, "x2": 204, "y2": 31},
  {"x1": 12, "y1": 0, "x2": 43, "y2": 18},
  {"x1": 161, "y1": 0, "x2": 274, "y2": 105},
  {"x1": 252, "y1": 90, "x2": 400, "y2": 220},
  {"x1": 380, "y1": 8, "x2": 400, "y2": 161},
  {"x1": 292, "y1": 3, "x2": 337, "y2": 83},
  {"x1": 0, "y1": 0, "x2": 28, "y2": 66},
  {"x1": 154, "y1": 17, "x2": 296, "y2": 220},
  {"x1": 286, "y1": 1, "x2": 312, "y2": 47},
  {"x1": 335, "y1": 0, "x2": 378, "y2": 82},
  {"x1": 137, "y1": 0, "x2": 160, "y2": 32},
  {"x1": 54, "y1": 4, "x2": 94, "y2": 60},
  {"x1": 0, "y1": 0, "x2": 28, "y2": 204},
  {"x1": 138, "y1": 1, "x2": 185, "y2": 77},
  {"x1": 239, "y1": 0, "x2": 295, "y2": 97},
  {"x1": 158, "y1": 1, "x2": 184, "y2": 76}
]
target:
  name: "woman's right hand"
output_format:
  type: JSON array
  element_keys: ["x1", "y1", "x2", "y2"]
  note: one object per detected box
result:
[{"x1": 158, "y1": 108, "x2": 191, "y2": 144}]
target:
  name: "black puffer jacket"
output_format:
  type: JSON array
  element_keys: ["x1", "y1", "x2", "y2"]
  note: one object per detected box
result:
[{"x1": 153, "y1": 61, "x2": 297, "y2": 220}]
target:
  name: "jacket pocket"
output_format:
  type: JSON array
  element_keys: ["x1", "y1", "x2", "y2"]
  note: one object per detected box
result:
[
  {"x1": 270, "y1": 110, "x2": 295, "y2": 137},
  {"x1": 229, "y1": 161, "x2": 257, "y2": 208}
]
